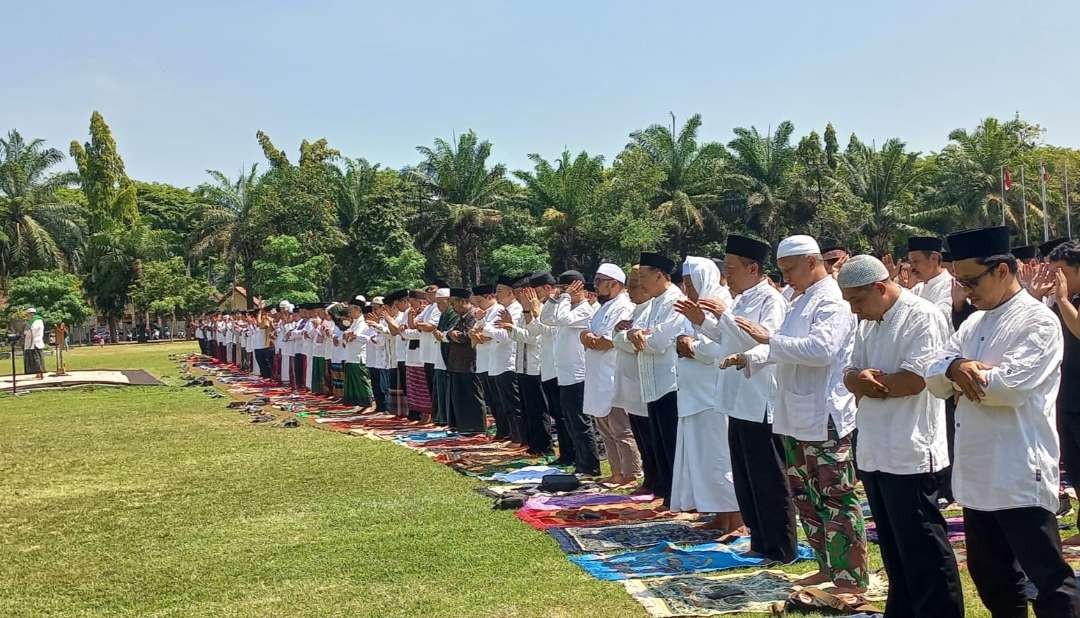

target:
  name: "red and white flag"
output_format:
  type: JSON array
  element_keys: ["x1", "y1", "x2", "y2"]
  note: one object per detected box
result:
[{"x1": 1004, "y1": 168, "x2": 1013, "y2": 191}]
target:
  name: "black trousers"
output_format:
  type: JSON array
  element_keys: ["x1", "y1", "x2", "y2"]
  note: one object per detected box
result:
[
  {"x1": 861, "y1": 469, "x2": 964, "y2": 618},
  {"x1": 628, "y1": 412, "x2": 658, "y2": 493},
  {"x1": 254, "y1": 347, "x2": 273, "y2": 378},
  {"x1": 728, "y1": 416, "x2": 798, "y2": 563},
  {"x1": 197, "y1": 339, "x2": 208, "y2": 355},
  {"x1": 965, "y1": 506, "x2": 1080, "y2": 617},
  {"x1": 369, "y1": 367, "x2": 386, "y2": 412},
  {"x1": 939, "y1": 396, "x2": 957, "y2": 503},
  {"x1": 449, "y1": 371, "x2": 486, "y2": 434},
  {"x1": 519, "y1": 373, "x2": 553, "y2": 454},
  {"x1": 487, "y1": 372, "x2": 518, "y2": 441},
  {"x1": 543, "y1": 377, "x2": 575, "y2": 464},
  {"x1": 558, "y1": 381, "x2": 600, "y2": 475},
  {"x1": 397, "y1": 362, "x2": 407, "y2": 395},
  {"x1": 646, "y1": 391, "x2": 679, "y2": 503},
  {"x1": 477, "y1": 373, "x2": 499, "y2": 436},
  {"x1": 1058, "y1": 411, "x2": 1080, "y2": 527}
]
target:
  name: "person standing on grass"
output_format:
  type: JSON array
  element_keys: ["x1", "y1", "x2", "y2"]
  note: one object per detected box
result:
[
  {"x1": 486, "y1": 276, "x2": 524, "y2": 443},
  {"x1": 1045, "y1": 240, "x2": 1080, "y2": 545},
  {"x1": 733, "y1": 234, "x2": 867, "y2": 592},
  {"x1": 498, "y1": 275, "x2": 553, "y2": 455},
  {"x1": 838, "y1": 255, "x2": 963, "y2": 617},
  {"x1": 582, "y1": 263, "x2": 641, "y2": 487},
  {"x1": 523, "y1": 271, "x2": 576, "y2": 465},
  {"x1": 550, "y1": 272, "x2": 600, "y2": 477},
  {"x1": 22, "y1": 307, "x2": 45, "y2": 379},
  {"x1": 430, "y1": 290, "x2": 455, "y2": 426},
  {"x1": 926, "y1": 226, "x2": 1080, "y2": 616},
  {"x1": 443, "y1": 288, "x2": 486, "y2": 434}
]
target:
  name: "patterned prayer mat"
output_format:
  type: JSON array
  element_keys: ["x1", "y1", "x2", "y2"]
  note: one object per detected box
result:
[
  {"x1": 517, "y1": 502, "x2": 699, "y2": 531},
  {"x1": 549, "y1": 520, "x2": 730, "y2": 554},
  {"x1": 568, "y1": 537, "x2": 814, "y2": 581},
  {"x1": 524, "y1": 492, "x2": 655, "y2": 511},
  {"x1": 623, "y1": 569, "x2": 795, "y2": 616}
]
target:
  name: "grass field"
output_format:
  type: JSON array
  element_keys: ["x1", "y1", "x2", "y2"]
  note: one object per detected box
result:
[{"x1": 0, "y1": 342, "x2": 1047, "y2": 616}]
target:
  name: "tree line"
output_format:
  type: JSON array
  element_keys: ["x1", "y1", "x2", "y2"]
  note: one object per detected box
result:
[{"x1": 1, "y1": 111, "x2": 1076, "y2": 339}]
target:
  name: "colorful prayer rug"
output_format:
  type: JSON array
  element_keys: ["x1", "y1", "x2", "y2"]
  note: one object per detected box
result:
[
  {"x1": 623, "y1": 569, "x2": 795, "y2": 616},
  {"x1": 568, "y1": 537, "x2": 814, "y2": 581},
  {"x1": 548, "y1": 520, "x2": 732, "y2": 554},
  {"x1": 516, "y1": 502, "x2": 689, "y2": 531}
]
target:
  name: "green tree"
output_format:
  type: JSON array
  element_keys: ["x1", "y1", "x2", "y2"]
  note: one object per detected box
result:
[
  {"x1": 824, "y1": 122, "x2": 840, "y2": 172},
  {"x1": 134, "y1": 181, "x2": 205, "y2": 267},
  {"x1": 486, "y1": 244, "x2": 551, "y2": 277},
  {"x1": 250, "y1": 132, "x2": 344, "y2": 260},
  {"x1": 0, "y1": 130, "x2": 86, "y2": 283},
  {"x1": 371, "y1": 248, "x2": 427, "y2": 295},
  {"x1": 193, "y1": 165, "x2": 261, "y2": 299},
  {"x1": 627, "y1": 113, "x2": 727, "y2": 257},
  {"x1": 726, "y1": 121, "x2": 799, "y2": 244},
  {"x1": 842, "y1": 137, "x2": 926, "y2": 254},
  {"x1": 251, "y1": 235, "x2": 331, "y2": 306},
  {"x1": 412, "y1": 131, "x2": 508, "y2": 285},
  {"x1": 513, "y1": 150, "x2": 604, "y2": 271},
  {"x1": 69, "y1": 111, "x2": 138, "y2": 231},
  {"x1": 83, "y1": 224, "x2": 169, "y2": 342},
  {"x1": 3, "y1": 269, "x2": 93, "y2": 328},
  {"x1": 130, "y1": 257, "x2": 215, "y2": 336},
  {"x1": 582, "y1": 147, "x2": 668, "y2": 268},
  {"x1": 331, "y1": 159, "x2": 419, "y2": 294}
]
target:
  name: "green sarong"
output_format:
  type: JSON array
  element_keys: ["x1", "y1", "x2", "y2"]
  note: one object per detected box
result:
[
  {"x1": 311, "y1": 357, "x2": 326, "y2": 393},
  {"x1": 344, "y1": 362, "x2": 373, "y2": 405}
]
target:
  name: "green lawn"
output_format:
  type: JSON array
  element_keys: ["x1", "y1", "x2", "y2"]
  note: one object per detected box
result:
[{"x1": 0, "y1": 343, "x2": 1030, "y2": 616}]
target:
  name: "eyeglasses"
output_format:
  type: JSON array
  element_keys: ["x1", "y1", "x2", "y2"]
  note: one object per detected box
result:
[{"x1": 956, "y1": 265, "x2": 996, "y2": 289}]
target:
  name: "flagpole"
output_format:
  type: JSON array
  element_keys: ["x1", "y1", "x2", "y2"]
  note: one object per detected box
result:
[
  {"x1": 1020, "y1": 164, "x2": 1029, "y2": 243},
  {"x1": 1000, "y1": 166, "x2": 1007, "y2": 226},
  {"x1": 1040, "y1": 161, "x2": 1050, "y2": 242},
  {"x1": 1066, "y1": 164, "x2": 1073, "y2": 239}
]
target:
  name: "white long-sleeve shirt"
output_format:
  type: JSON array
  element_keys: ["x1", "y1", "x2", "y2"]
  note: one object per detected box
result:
[
  {"x1": 851, "y1": 290, "x2": 950, "y2": 475},
  {"x1": 508, "y1": 316, "x2": 542, "y2": 376},
  {"x1": 344, "y1": 319, "x2": 370, "y2": 364},
  {"x1": 473, "y1": 303, "x2": 501, "y2": 374},
  {"x1": 700, "y1": 278, "x2": 787, "y2": 424},
  {"x1": 912, "y1": 269, "x2": 955, "y2": 331},
  {"x1": 24, "y1": 318, "x2": 45, "y2": 349},
  {"x1": 417, "y1": 303, "x2": 443, "y2": 367},
  {"x1": 768, "y1": 276, "x2": 857, "y2": 441},
  {"x1": 524, "y1": 298, "x2": 560, "y2": 381},
  {"x1": 365, "y1": 322, "x2": 389, "y2": 369},
  {"x1": 612, "y1": 302, "x2": 650, "y2": 417},
  {"x1": 926, "y1": 290, "x2": 1063, "y2": 512},
  {"x1": 583, "y1": 293, "x2": 635, "y2": 417},
  {"x1": 633, "y1": 284, "x2": 690, "y2": 404},
  {"x1": 550, "y1": 294, "x2": 596, "y2": 386},
  {"x1": 485, "y1": 301, "x2": 522, "y2": 376}
]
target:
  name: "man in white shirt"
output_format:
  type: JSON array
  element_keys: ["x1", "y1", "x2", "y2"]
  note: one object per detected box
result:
[
  {"x1": 499, "y1": 275, "x2": 552, "y2": 454},
  {"x1": 364, "y1": 299, "x2": 393, "y2": 413},
  {"x1": 926, "y1": 226, "x2": 1080, "y2": 615},
  {"x1": 22, "y1": 308, "x2": 46, "y2": 378},
  {"x1": 420, "y1": 288, "x2": 450, "y2": 425},
  {"x1": 468, "y1": 285, "x2": 501, "y2": 435},
  {"x1": 734, "y1": 235, "x2": 866, "y2": 591},
  {"x1": 523, "y1": 272, "x2": 575, "y2": 464},
  {"x1": 907, "y1": 235, "x2": 958, "y2": 505},
  {"x1": 625, "y1": 252, "x2": 689, "y2": 505},
  {"x1": 487, "y1": 276, "x2": 524, "y2": 443},
  {"x1": 342, "y1": 298, "x2": 375, "y2": 409},
  {"x1": 677, "y1": 235, "x2": 796, "y2": 562},
  {"x1": 582, "y1": 263, "x2": 640, "y2": 486},
  {"x1": 839, "y1": 255, "x2": 963, "y2": 617},
  {"x1": 550, "y1": 271, "x2": 599, "y2": 475}
]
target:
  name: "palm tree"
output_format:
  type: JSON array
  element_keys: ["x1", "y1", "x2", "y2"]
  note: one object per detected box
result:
[
  {"x1": 927, "y1": 117, "x2": 1030, "y2": 229},
  {"x1": 513, "y1": 150, "x2": 604, "y2": 270},
  {"x1": 193, "y1": 165, "x2": 261, "y2": 305},
  {"x1": 412, "y1": 131, "x2": 508, "y2": 285},
  {"x1": 627, "y1": 113, "x2": 726, "y2": 257},
  {"x1": 842, "y1": 138, "x2": 927, "y2": 254},
  {"x1": 726, "y1": 122, "x2": 799, "y2": 244},
  {"x1": 0, "y1": 130, "x2": 86, "y2": 284}
]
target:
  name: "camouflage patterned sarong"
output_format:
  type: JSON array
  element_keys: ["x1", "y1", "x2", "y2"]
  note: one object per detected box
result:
[{"x1": 782, "y1": 426, "x2": 868, "y2": 588}]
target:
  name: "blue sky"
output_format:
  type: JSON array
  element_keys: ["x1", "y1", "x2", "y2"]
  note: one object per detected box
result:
[{"x1": 5, "y1": 0, "x2": 1079, "y2": 188}]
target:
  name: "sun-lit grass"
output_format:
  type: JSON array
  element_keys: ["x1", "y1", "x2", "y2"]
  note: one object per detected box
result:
[{"x1": 0, "y1": 343, "x2": 1027, "y2": 616}]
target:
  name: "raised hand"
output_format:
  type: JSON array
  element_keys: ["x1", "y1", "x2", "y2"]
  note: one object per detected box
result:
[
  {"x1": 947, "y1": 358, "x2": 991, "y2": 402},
  {"x1": 720, "y1": 354, "x2": 746, "y2": 370},
  {"x1": 675, "y1": 335, "x2": 695, "y2": 359},
  {"x1": 697, "y1": 298, "x2": 728, "y2": 318},
  {"x1": 882, "y1": 253, "x2": 900, "y2": 280},
  {"x1": 674, "y1": 299, "x2": 706, "y2": 326},
  {"x1": 564, "y1": 279, "x2": 585, "y2": 297}
]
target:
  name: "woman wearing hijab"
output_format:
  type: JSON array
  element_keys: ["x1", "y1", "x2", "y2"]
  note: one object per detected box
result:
[{"x1": 670, "y1": 256, "x2": 741, "y2": 531}]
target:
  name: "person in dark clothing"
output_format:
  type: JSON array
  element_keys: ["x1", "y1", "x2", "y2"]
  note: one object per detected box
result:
[{"x1": 441, "y1": 289, "x2": 486, "y2": 434}]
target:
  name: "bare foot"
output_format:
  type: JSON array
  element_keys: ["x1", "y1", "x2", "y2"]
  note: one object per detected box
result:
[
  {"x1": 794, "y1": 571, "x2": 831, "y2": 587},
  {"x1": 1064, "y1": 533, "x2": 1080, "y2": 546}
]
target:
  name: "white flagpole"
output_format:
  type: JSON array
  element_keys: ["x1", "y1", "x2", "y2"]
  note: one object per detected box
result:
[
  {"x1": 1040, "y1": 161, "x2": 1050, "y2": 242},
  {"x1": 1066, "y1": 164, "x2": 1073, "y2": 239},
  {"x1": 1020, "y1": 164, "x2": 1029, "y2": 243}
]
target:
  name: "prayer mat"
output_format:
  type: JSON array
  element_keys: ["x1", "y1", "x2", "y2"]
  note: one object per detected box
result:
[
  {"x1": 516, "y1": 502, "x2": 689, "y2": 531},
  {"x1": 524, "y1": 492, "x2": 655, "y2": 511},
  {"x1": 474, "y1": 482, "x2": 604, "y2": 500},
  {"x1": 549, "y1": 520, "x2": 732, "y2": 554},
  {"x1": 568, "y1": 537, "x2": 814, "y2": 581},
  {"x1": 623, "y1": 569, "x2": 795, "y2": 616},
  {"x1": 867, "y1": 515, "x2": 964, "y2": 544},
  {"x1": 393, "y1": 430, "x2": 456, "y2": 443},
  {"x1": 483, "y1": 465, "x2": 567, "y2": 484}
]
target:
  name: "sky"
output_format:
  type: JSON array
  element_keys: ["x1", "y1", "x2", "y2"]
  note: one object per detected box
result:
[{"x1": 5, "y1": 0, "x2": 1080, "y2": 188}]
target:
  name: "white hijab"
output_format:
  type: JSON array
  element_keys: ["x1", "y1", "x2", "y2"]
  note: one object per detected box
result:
[{"x1": 682, "y1": 256, "x2": 723, "y2": 302}]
